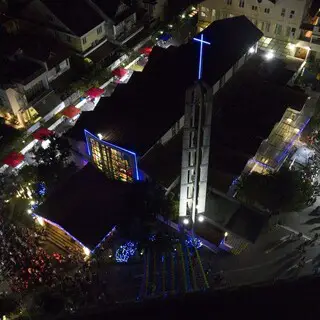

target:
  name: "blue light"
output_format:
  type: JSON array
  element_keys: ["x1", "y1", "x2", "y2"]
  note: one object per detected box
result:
[
  {"x1": 185, "y1": 235, "x2": 203, "y2": 249},
  {"x1": 193, "y1": 34, "x2": 211, "y2": 80},
  {"x1": 92, "y1": 226, "x2": 117, "y2": 252},
  {"x1": 84, "y1": 129, "x2": 140, "y2": 181},
  {"x1": 115, "y1": 241, "x2": 137, "y2": 263},
  {"x1": 275, "y1": 117, "x2": 310, "y2": 164}
]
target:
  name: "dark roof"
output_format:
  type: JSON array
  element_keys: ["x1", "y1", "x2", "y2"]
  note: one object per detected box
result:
[
  {"x1": 140, "y1": 132, "x2": 183, "y2": 188},
  {"x1": 0, "y1": 34, "x2": 70, "y2": 69},
  {"x1": 140, "y1": 54, "x2": 307, "y2": 193},
  {"x1": 39, "y1": 164, "x2": 145, "y2": 248},
  {"x1": 225, "y1": 205, "x2": 267, "y2": 243},
  {"x1": 0, "y1": 57, "x2": 45, "y2": 86},
  {"x1": 68, "y1": 16, "x2": 263, "y2": 155},
  {"x1": 33, "y1": 92, "x2": 62, "y2": 117},
  {"x1": 42, "y1": 0, "x2": 104, "y2": 36},
  {"x1": 208, "y1": 54, "x2": 307, "y2": 180},
  {"x1": 87, "y1": 41, "x2": 118, "y2": 64},
  {"x1": 92, "y1": 0, "x2": 134, "y2": 23}
]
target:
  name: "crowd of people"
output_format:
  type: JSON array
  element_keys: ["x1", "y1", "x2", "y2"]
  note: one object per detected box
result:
[
  {"x1": 0, "y1": 214, "x2": 116, "y2": 316},
  {"x1": 0, "y1": 215, "x2": 85, "y2": 293}
]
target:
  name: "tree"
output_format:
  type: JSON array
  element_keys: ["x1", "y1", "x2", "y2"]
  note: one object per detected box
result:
[
  {"x1": 29, "y1": 135, "x2": 77, "y2": 193},
  {"x1": 236, "y1": 167, "x2": 315, "y2": 213}
]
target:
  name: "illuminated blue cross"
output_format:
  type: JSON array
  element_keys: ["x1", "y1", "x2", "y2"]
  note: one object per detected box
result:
[{"x1": 193, "y1": 34, "x2": 211, "y2": 80}]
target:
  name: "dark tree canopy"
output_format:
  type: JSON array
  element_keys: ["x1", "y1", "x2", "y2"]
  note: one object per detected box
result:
[{"x1": 236, "y1": 167, "x2": 315, "y2": 213}]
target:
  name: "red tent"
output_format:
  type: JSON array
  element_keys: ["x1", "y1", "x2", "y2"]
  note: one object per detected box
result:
[
  {"x1": 139, "y1": 47, "x2": 152, "y2": 55},
  {"x1": 32, "y1": 127, "x2": 54, "y2": 141},
  {"x1": 85, "y1": 87, "x2": 104, "y2": 98},
  {"x1": 61, "y1": 105, "x2": 81, "y2": 118},
  {"x1": 112, "y1": 68, "x2": 128, "y2": 78},
  {"x1": 2, "y1": 152, "x2": 24, "y2": 167}
]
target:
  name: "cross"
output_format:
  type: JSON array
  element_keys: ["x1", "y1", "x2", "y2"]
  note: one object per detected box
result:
[{"x1": 193, "y1": 34, "x2": 211, "y2": 80}]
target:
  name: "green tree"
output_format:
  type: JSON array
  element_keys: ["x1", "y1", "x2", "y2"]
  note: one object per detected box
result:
[
  {"x1": 30, "y1": 135, "x2": 77, "y2": 192},
  {"x1": 236, "y1": 167, "x2": 315, "y2": 213}
]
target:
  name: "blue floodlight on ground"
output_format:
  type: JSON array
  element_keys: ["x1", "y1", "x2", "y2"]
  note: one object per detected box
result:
[
  {"x1": 185, "y1": 235, "x2": 203, "y2": 249},
  {"x1": 115, "y1": 241, "x2": 137, "y2": 263},
  {"x1": 159, "y1": 33, "x2": 172, "y2": 41},
  {"x1": 84, "y1": 129, "x2": 140, "y2": 181},
  {"x1": 193, "y1": 34, "x2": 211, "y2": 80}
]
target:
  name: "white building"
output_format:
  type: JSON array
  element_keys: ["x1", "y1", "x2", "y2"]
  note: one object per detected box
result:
[{"x1": 197, "y1": 0, "x2": 320, "y2": 60}]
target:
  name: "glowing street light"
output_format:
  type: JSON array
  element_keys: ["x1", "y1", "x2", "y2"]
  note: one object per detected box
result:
[
  {"x1": 83, "y1": 247, "x2": 91, "y2": 257},
  {"x1": 264, "y1": 51, "x2": 274, "y2": 60},
  {"x1": 183, "y1": 218, "x2": 189, "y2": 225},
  {"x1": 249, "y1": 46, "x2": 255, "y2": 54},
  {"x1": 97, "y1": 133, "x2": 103, "y2": 140},
  {"x1": 198, "y1": 215, "x2": 204, "y2": 222},
  {"x1": 30, "y1": 200, "x2": 35, "y2": 205},
  {"x1": 36, "y1": 216, "x2": 45, "y2": 226},
  {"x1": 27, "y1": 209, "x2": 32, "y2": 214},
  {"x1": 224, "y1": 232, "x2": 228, "y2": 237}
]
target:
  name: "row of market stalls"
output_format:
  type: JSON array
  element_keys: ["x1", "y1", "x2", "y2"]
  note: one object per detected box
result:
[
  {"x1": 1, "y1": 87, "x2": 107, "y2": 168},
  {"x1": 1, "y1": 46, "x2": 154, "y2": 168}
]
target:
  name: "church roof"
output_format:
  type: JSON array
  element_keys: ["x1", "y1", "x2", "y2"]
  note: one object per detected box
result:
[
  {"x1": 68, "y1": 16, "x2": 263, "y2": 156},
  {"x1": 39, "y1": 164, "x2": 146, "y2": 249}
]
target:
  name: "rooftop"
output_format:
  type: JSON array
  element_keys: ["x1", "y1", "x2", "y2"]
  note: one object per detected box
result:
[
  {"x1": 68, "y1": 16, "x2": 263, "y2": 155},
  {"x1": 140, "y1": 54, "x2": 307, "y2": 193},
  {"x1": 0, "y1": 33, "x2": 70, "y2": 69},
  {"x1": 39, "y1": 164, "x2": 146, "y2": 248},
  {"x1": 92, "y1": 0, "x2": 134, "y2": 23},
  {"x1": 42, "y1": 0, "x2": 104, "y2": 36},
  {"x1": 0, "y1": 57, "x2": 46, "y2": 86}
]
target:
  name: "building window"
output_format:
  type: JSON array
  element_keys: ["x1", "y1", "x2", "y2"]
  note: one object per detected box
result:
[
  {"x1": 226, "y1": 0, "x2": 232, "y2": 5},
  {"x1": 82, "y1": 37, "x2": 87, "y2": 44},
  {"x1": 239, "y1": 0, "x2": 244, "y2": 8},
  {"x1": 264, "y1": 8, "x2": 270, "y2": 14},
  {"x1": 260, "y1": 21, "x2": 265, "y2": 31},
  {"x1": 97, "y1": 26, "x2": 103, "y2": 34},
  {"x1": 67, "y1": 35, "x2": 71, "y2": 42},
  {"x1": 265, "y1": 22, "x2": 270, "y2": 32},
  {"x1": 291, "y1": 27, "x2": 296, "y2": 37},
  {"x1": 281, "y1": 8, "x2": 285, "y2": 17},
  {"x1": 212, "y1": 9, "x2": 216, "y2": 17},
  {"x1": 275, "y1": 24, "x2": 282, "y2": 35},
  {"x1": 252, "y1": 5, "x2": 257, "y2": 11},
  {"x1": 290, "y1": 10, "x2": 295, "y2": 18},
  {"x1": 286, "y1": 26, "x2": 291, "y2": 37}
]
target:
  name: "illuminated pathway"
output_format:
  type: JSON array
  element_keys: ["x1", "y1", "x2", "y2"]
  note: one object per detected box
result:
[{"x1": 140, "y1": 242, "x2": 209, "y2": 299}]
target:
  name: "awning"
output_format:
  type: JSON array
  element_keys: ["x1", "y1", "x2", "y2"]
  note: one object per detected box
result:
[
  {"x1": 2, "y1": 152, "x2": 24, "y2": 167},
  {"x1": 61, "y1": 105, "x2": 81, "y2": 118},
  {"x1": 112, "y1": 68, "x2": 128, "y2": 78},
  {"x1": 32, "y1": 127, "x2": 54, "y2": 141},
  {"x1": 85, "y1": 87, "x2": 104, "y2": 99},
  {"x1": 139, "y1": 47, "x2": 152, "y2": 55}
]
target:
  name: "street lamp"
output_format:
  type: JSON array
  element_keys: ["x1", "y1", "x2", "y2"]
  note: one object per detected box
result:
[
  {"x1": 249, "y1": 46, "x2": 255, "y2": 54},
  {"x1": 183, "y1": 218, "x2": 189, "y2": 225},
  {"x1": 198, "y1": 215, "x2": 204, "y2": 222},
  {"x1": 264, "y1": 51, "x2": 274, "y2": 60}
]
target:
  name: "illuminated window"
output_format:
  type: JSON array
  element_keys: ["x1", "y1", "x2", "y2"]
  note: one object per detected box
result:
[{"x1": 239, "y1": 0, "x2": 244, "y2": 8}]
